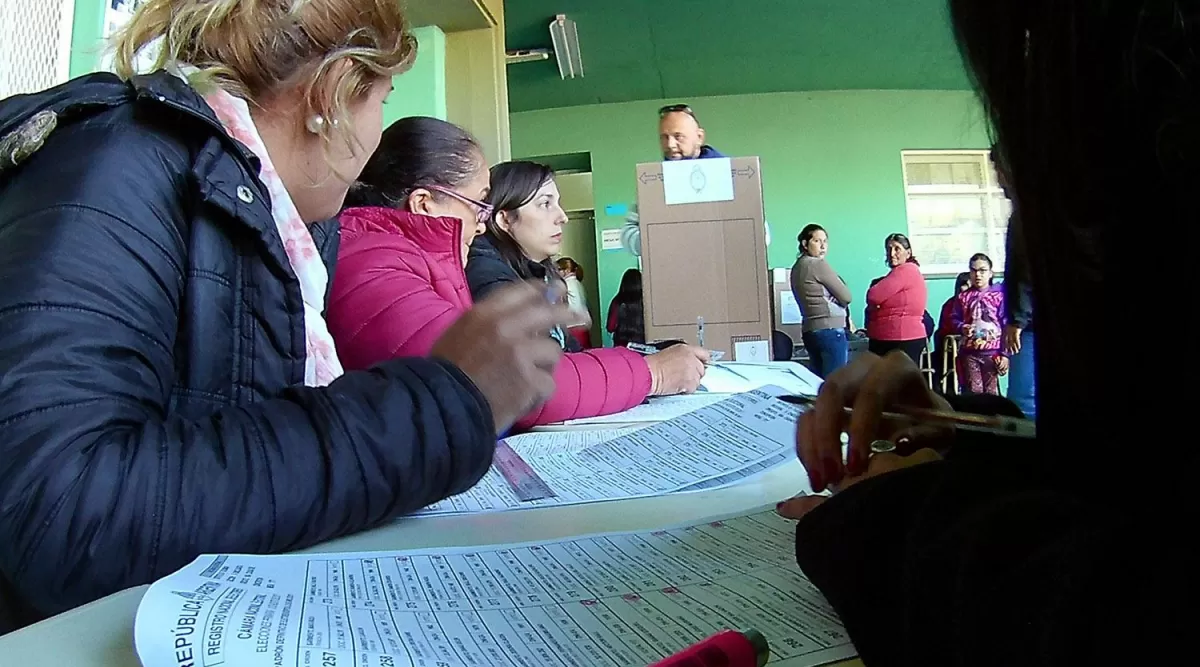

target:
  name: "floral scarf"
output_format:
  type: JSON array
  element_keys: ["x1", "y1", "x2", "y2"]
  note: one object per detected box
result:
[{"x1": 196, "y1": 79, "x2": 344, "y2": 386}]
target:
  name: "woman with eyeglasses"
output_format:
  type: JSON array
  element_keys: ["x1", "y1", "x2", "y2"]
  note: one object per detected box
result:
[
  {"x1": 327, "y1": 116, "x2": 495, "y2": 372},
  {"x1": 470, "y1": 161, "x2": 712, "y2": 427}
]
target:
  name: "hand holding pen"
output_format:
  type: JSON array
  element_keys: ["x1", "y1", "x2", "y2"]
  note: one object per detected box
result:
[{"x1": 790, "y1": 351, "x2": 966, "y2": 493}]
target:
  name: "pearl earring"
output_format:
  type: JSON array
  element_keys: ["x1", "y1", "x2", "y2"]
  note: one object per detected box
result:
[{"x1": 305, "y1": 114, "x2": 325, "y2": 134}]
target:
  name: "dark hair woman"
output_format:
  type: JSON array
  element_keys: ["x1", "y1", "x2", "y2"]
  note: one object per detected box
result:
[
  {"x1": 781, "y1": 1, "x2": 1191, "y2": 664},
  {"x1": 469, "y1": 161, "x2": 711, "y2": 427},
  {"x1": 790, "y1": 223, "x2": 853, "y2": 378},
  {"x1": 863, "y1": 232, "x2": 929, "y2": 363},
  {"x1": 328, "y1": 116, "x2": 493, "y2": 368},
  {"x1": 607, "y1": 268, "x2": 645, "y2": 349}
]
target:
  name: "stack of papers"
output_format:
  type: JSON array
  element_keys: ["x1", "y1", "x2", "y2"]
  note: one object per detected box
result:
[
  {"x1": 539, "y1": 362, "x2": 820, "y2": 430},
  {"x1": 698, "y1": 362, "x2": 819, "y2": 396},
  {"x1": 417, "y1": 386, "x2": 801, "y2": 517},
  {"x1": 134, "y1": 509, "x2": 857, "y2": 667}
]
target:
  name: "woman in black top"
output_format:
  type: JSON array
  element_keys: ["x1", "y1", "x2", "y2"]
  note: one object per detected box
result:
[
  {"x1": 781, "y1": 0, "x2": 1192, "y2": 663},
  {"x1": 607, "y1": 268, "x2": 645, "y2": 348}
]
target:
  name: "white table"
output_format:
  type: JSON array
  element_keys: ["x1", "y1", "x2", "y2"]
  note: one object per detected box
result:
[
  {"x1": 1, "y1": 362, "x2": 860, "y2": 666},
  {"x1": 0, "y1": 461, "x2": 860, "y2": 666}
]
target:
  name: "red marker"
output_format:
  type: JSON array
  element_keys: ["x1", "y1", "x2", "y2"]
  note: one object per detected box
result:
[{"x1": 648, "y1": 629, "x2": 770, "y2": 667}]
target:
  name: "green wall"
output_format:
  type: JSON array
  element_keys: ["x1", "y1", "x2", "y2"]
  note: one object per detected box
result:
[
  {"x1": 383, "y1": 26, "x2": 447, "y2": 123},
  {"x1": 68, "y1": 1, "x2": 447, "y2": 123},
  {"x1": 69, "y1": 0, "x2": 104, "y2": 77},
  {"x1": 509, "y1": 90, "x2": 990, "y2": 341}
]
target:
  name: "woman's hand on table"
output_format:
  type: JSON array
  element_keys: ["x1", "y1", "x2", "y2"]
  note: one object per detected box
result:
[
  {"x1": 646, "y1": 344, "x2": 710, "y2": 396},
  {"x1": 794, "y1": 350, "x2": 952, "y2": 492}
]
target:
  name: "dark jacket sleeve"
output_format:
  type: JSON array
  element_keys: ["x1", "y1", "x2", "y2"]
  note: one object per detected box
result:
[
  {"x1": 792, "y1": 434, "x2": 1172, "y2": 666},
  {"x1": 0, "y1": 113, "x2": 496, "y2": 622},
  {"x1": 1004, "y1": 211, "x2": 1034, "y2": 330},
  {"x1": 465, "y1": 248, "x2": 520, "y2": 302}
]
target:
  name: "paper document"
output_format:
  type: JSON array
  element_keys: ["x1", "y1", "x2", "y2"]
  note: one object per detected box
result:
[
  {"x1": 417, "y1": 387, "x2": 801, "y2": 517},
  {"x1": 699, "y1": 363, "x2": 820, "y2": 396},
  {"x1": 506, "y1": 428, "x2": 642, "y2": 457},
  {"x1": 546, "y1": 393, "x2": 731, "y2": 428},
  {"x1": 779, "y1": 291, "x2": 803, "y2": 325},
  {"x1": 662, "y1": 157, "x2": 735, "y2": 205},
  {"x1": 134, "y1": 509, "x2": 857, "y2": 667}
]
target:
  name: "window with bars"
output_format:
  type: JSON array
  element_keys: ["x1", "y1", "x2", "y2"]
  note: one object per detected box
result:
[
  {"x1": 0, "y1": 0, "x2": 74, "y2": 99},
  {"x1": 900, "y1": 150, "x2": 1011, "y2": 277}
]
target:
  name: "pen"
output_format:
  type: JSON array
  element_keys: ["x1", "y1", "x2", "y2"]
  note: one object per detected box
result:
[
  {"x1": 697, "y1": 316, "x2": 705, "y2": 348},
  {"x1": 626, "y1": 342, "x2": 660, "y2": 355},
  {"x1": 776, "y1": 394, "x2": 1037, "y2": 439},
  {"x1": 648, "y1": 629, "x2": 769, "y2": 667},
  {"x1": 626, "y1": 342, "x2": 726, "y2": 363}
]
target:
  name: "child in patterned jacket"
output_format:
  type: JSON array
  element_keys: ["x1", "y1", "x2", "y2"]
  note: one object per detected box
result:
[{"x1": 951, "y1": 253, "x2": 1009, "y2": 394}]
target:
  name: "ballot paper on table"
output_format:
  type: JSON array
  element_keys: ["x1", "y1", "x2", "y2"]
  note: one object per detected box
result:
[
  {"x1": 699, "y1": 362, "x2": 820, "y2": 396},
  {"x1": 133, "y1": 509, "x2": 858, "y2": 667},
  {"x1": 539, "y1": 393, "x2": 732, "y2": 429},
  {"x1": 416, "y1": 386, "x2": 801, "y2": 517},
  {"x1": 540, "y1": 364, "x2": 820, "y2": 431}
]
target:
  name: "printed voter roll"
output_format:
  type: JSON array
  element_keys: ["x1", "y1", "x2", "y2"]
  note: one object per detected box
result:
[
  {"x1": 417, "y1": 386, "x2": 807, "y2": 517},
  {"x1": 134, "y1": 510, "x2": 858, "y2": 667}
]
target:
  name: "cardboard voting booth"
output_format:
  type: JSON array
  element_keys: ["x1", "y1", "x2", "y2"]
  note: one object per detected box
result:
[{"x1": 635, "y1": 157, "x2": 772, "y2": 358}]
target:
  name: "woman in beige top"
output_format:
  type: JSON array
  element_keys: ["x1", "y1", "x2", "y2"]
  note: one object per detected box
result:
[{"x1": 790, "y1": 224, "x2": 853, "y2": 377}]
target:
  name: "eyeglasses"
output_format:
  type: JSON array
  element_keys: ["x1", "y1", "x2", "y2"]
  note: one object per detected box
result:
[
  {"x1": 422, "y1": 184, "x2": 494, "y2": 224},
  {"x1": 658, "y1": 103, "x2": 696, "y2": 120}
]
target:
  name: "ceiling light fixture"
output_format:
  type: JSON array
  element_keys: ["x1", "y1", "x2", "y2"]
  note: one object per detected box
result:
[{"x1": 549, "y1": 14, "x2": 584, "y2": 79}]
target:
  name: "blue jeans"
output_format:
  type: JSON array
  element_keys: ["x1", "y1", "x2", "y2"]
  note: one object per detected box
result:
[
  {"x1": 802, "y1": 328, "x2": 849, "y2": 379},
  {"x1": 1007, "y1": 330, "x2": 1037, "y2": 419}
]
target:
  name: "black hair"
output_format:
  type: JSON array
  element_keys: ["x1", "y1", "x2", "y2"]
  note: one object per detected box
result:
[
  {"x1": 611, "y1": 269, "x2": 645, "y2": 347},
  {"x1": 615, "y1": 268, "x2": 642, "y2": 303},
  {"x1": 884, "y1": 232, "x2": 919, "y2": 266},
  {"x1": 483, "y1": 161, "x2": 560, "y2": 282},
  {"x1": 954, "y1": 271, "x2": 971, "y2": 293},
  {"x1": 344, "y1": 116, "x2": 482, "y2": 209},
  {"x1": 948, "y1": 0, "x2": 1193, "y2": 473},
  {"x1": 797, "y1": 224, "x2": 826, "y2": 256},
  {"x1": 968, "y1": 252, "x2": 995, "y2": 285}
]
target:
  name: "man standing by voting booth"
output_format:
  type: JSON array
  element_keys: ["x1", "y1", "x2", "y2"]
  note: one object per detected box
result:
[{"x1": 634, "y1": 157, "x2": 774, "y2": 361}]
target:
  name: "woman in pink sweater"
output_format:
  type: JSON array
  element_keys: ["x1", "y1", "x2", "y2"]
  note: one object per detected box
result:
[
  {"x1": 327, "y1": 118, "x2": 706, "y2": 430},
  {"x1": 865, "y1": 233, "x2": 929, "y2": 364}
]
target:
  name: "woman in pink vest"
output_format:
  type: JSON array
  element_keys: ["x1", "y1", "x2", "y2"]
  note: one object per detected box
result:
[
  {"x1": 865, "y1": 233, "x2": 929, "y2": 364},
  {"x1": 327, "y1": 118, "x2": 707, "y2": 430}
]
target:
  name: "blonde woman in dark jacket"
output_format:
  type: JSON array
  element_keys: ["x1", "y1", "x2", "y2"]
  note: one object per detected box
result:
[{"x1": 0, "y1": 0, "x2": 572, "y2": 631}]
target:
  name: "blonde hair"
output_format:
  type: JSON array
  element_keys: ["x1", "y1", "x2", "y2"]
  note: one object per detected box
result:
[{"x1": 111, "y1": 0, "x2": 416, "y2": 151}]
